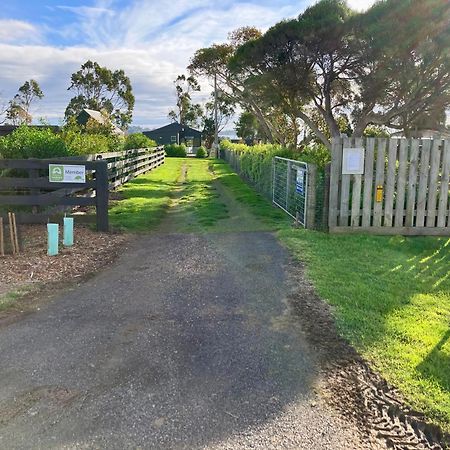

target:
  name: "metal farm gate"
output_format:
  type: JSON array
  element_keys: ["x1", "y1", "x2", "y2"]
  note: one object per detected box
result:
[{"x1": 272, "y1": 157, "x2": 309, "y2": 226}]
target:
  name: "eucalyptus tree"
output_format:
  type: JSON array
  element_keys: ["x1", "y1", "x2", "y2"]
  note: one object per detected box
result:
[
  {"x1": 201, "y1": 92, "x2": 235, "y2": 148},
  {"x1": 229, "y1": 0, "x2": 450, "y2": 147},
  {"x1": 168, "y1": 74, "x2": 203, "y2": 128},
  {"x1": 6, "y1": 80, "x2": 44, "y2": 125},
  {"x1": 65, "y1": 60, "x2": 135, "y2": 129},
  {"x1": 189, "y1": 27, "x2": 289, "y2": 144},
  {"x1": 352, "y1": 0, "x2": 450, "y2": 137}
]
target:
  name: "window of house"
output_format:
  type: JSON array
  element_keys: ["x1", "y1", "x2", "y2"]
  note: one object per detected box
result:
[{"x1": 171, "y1": 136, "x2": 177, "y2": 142}]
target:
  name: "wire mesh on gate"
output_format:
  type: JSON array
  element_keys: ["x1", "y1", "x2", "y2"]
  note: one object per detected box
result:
[{"x1": 272, "y1": 157, "x2": 308, "y2": 226}]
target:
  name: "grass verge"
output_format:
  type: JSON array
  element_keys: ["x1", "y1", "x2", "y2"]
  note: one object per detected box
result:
[
  {"x1": 110, "y1": 158, "x2": 288, "y2": 233},
  {"x1": 109, "y1": 158, "x2": 184, "y2": 231},
  {"x1": 278, "y1": 228, "x2": 450, "y2": 431},
  {"x1": 0, "y1": 289, "x2": 30, "y2": 312},
  {"x1": 210, "y1": 160, "x2": 288, "y2": 229}
]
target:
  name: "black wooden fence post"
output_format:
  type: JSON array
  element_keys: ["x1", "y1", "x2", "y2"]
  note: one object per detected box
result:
[{"x1": 95, "y1": 161, "x2": 109, "y2": 232}]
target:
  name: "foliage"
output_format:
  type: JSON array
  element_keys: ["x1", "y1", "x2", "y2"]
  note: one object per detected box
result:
[
  {"x1": 0, "y1": 125, "x2": 68, "y2": 159},
  {"x1": 196, "y1": 146, "x2": 208, "y2": 158},
  {"x1": 235, "y1": 111, "x2": 262, "y2": 142},
  {"x1": 164, "y1": 143, "x2": 187, "y2": 157},
  {"x1": 65, "y1": 60, "x2": 135, "y2": 128},
  {"x1": 192, "y1": 0, "x2": 450, "y2": 147},
  {"x1": 201, "y1": 92, "x2": 235, "y2": 148},
  {"x1": 124, "y1": 133, "x2": 156, "y2": 150},
  {"x1": 6, "y1": 79, "x2": 43, "y2": 126},
  {"x1": 189, "y1": 29, "x2": 288, "y2": 146},
  {"x1": 168, "y1": 74, "x2": 202, "y2": 128},
  {"x1": 279, "y1": 229, "x2": 450, "y2": 432},
  {"x1": 60, "y1": 118, "x2": 123, "y2": 155},
  {"x1": 220, "y1": 139, "x2": 330, "y2": 198},
  {"x1": 363, "y1": 125, "x2": 390, "y2": 138},
  {"x1": 61, "y1": 129, "x2": 112, "y2": 155}
]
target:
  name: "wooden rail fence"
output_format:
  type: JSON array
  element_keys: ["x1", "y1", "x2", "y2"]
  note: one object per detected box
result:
[
  {"x1": 329, "y1": 137, "x2": 450, "y2": 235},
  {"x1": 0, "y1": 147, "x2": 165, "y2": 231},
  {"x1": 87, "y1": 147, "x2": 165, "y2": 189}
]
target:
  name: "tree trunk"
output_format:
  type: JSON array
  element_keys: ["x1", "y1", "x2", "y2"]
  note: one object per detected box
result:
[{"x1": 297, "y1": 111, "x2": 331, "y2": 150}]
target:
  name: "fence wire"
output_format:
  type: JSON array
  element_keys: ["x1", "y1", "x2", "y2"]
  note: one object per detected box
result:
[
  {"x1": 222, "y1": 148, "x2": 328, "y2": 230},
  {"x1": 272, "y1": 157, "x2": 308, "y2": 226}
]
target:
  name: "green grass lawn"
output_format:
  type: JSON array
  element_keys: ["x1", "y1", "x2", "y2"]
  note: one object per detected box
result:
[
  {"x1": 110, "y1": 157, "x2": 230, "y2": 232},
  {"x1": 279, "y1": 228, "x2": 450, "y2": 431},
  {"x1": 109, "y1": 158, "x2": 184, "y2": 231},
  {"x1": 110, "y1": 158, "x2": 287, "y2": 233}
]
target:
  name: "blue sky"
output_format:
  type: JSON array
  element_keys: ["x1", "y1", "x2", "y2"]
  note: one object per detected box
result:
[{"x1": 0, "y1": 0, "x2": 375, "y2": 130}]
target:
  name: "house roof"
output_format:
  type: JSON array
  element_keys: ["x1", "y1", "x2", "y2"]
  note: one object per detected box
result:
[
  {"x1": 145, "y1": 122, "x2": 201, "y2": 135},
  {"x1": 83, "y1": 109, "x2": 108, "y2": 125},
  {"x1": 78, "y1": 109, "x2": 124, "y2": 136}
]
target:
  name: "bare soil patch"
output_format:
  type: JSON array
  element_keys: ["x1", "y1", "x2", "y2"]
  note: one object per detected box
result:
[
  {"x1": 287, "y1": 261, "x2": 449, "y2": 450},
  {"x1": 0, "y1": 224, "x2": 129, "y2": 319}
]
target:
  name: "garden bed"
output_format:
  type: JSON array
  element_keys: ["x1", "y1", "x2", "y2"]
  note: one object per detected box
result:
[{"x1": 0, "y1": 224, "x2": 129, "y2": 314}]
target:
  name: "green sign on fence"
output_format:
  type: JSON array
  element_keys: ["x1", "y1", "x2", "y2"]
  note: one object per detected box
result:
[{"x1": 49, "y1": 164, "x2": 86, "y2": 183}]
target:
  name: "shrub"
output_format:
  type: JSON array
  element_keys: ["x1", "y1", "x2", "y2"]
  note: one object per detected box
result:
[
  {"x1": 196, "y1": 146, "x2": 208, "y2": 158},
  {"x1": 219, "y1": 139, "x2": 331, "y2": 197},
  {"x1": 0, "y1": 125, "x2": 69, "y2": 159},
  {"x1": 124, "y1": 133, "x2": 156, "y2": 150},
  {"x1": 165, "y1": 143, "x2": 187, "y2": 157},
  {"x1": 62, "y1": 129, "x2": 112, "y2": 155},
  {"x1": 60, "y1": 121, "x2": 124, "y2": 155}
]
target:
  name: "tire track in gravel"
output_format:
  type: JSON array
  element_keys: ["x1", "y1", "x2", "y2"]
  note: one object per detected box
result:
[{"x1": 285, "y1": 262, "x2": 449, "y2": 450}]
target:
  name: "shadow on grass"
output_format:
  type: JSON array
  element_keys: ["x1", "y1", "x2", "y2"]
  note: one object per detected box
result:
[
  {"x1": 417, "y1": 329, "x2": 450, "y2": 393},
  {"x1": 279, "y1": 228, "x2": 450, "y2": 428}
]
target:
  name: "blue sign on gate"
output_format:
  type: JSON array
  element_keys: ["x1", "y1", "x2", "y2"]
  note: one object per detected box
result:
[{"x1": 296, "y1": 168, "x2": 305, "y2": 195}]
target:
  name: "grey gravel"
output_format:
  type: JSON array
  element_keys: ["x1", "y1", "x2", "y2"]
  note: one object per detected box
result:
[{"x1": 0, "y1": 232, "x2": 368, "y2": 449}]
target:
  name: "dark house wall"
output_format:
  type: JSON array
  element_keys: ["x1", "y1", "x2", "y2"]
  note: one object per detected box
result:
[
  {"x1": 144, "y1": 123, "x2": 201, "y2": 147},
  {"x1": 77, "y1": 110, "x2": 92, "y2": 127}
]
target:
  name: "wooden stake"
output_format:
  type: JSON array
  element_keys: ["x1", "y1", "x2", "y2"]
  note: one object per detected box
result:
[
  {"x1": 0, "y1": 217, "x2": 4, "y2": 257},
  {"x1": 12, "y1": 213, "x2": 19, "y2": 254},
  {"x1": 8, "y1": 212, "x2": 15, "y2": 255}
]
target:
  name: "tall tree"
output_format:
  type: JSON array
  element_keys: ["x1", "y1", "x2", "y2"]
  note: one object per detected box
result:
[
  {"x1": 201, "y1": 92, "x2": 235, "y2": 148},
  {"x1": 65, "y1": 60, "x2": 135, "y2": 129},
  {"x1": 6, "y1": 80, "x2": 44, "y2": 125},
  {"x1": 352, "y1": 0, "x2": 450, "y2": 136},
  {"x1": 188, "y1": 27, "x2": 288, "y2": 143},
  {"x1": 235, "y1": 111, "x2": 260, "y2": 142},
  {"x1": 229, "y1": 0, "x2": 450, "y2": 148},
  {"x1": 168, "y1": 74, "x2": 203, "y2": 127}
]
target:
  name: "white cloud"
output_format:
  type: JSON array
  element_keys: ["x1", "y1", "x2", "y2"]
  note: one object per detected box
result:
[
  {"x1": 347, "y1": 0, "x2": 376, "y2": 12},
  {"x1": 0, "y1": 19, "x2": 43, "y2": 45},
  {"x1": 0, "y1": 1, "x2": 306, "y2": 128}
]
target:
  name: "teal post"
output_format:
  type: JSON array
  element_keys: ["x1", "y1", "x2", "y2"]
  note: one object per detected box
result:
[
  {"x1": 47, "y1": 223, "x2": 59, "y2": 256},
  {"x1": 63, "y1": 217, "x2": 74, "y2": 247}
]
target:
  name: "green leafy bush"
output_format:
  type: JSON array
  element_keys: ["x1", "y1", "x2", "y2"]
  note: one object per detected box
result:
[
  {"x1": 62, "y1": 129, "x2": 111, "y2": 155},
  {"x1": 165, "y1": 143, "x2": 187, "y2": 157},
  {"x1": 196, "y1": 146, "x2": 208, "y2": 158},
  {"x1": 219, "y1": 139, "x2": 331, "y2": 198},
  {"x1": 60, "y1": 120, "x2": 124, "y2": 155},
  {"x1": 124, "y1": 133, "x2": 156, "y2": 150},
  {"x1": 0, "y1": 126, "x2": 69, "y2": 159}
]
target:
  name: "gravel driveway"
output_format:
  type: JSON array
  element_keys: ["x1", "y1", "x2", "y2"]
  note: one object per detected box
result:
[{"x1": 0, "y1": 231, "x2": 366, "y2": 449}]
